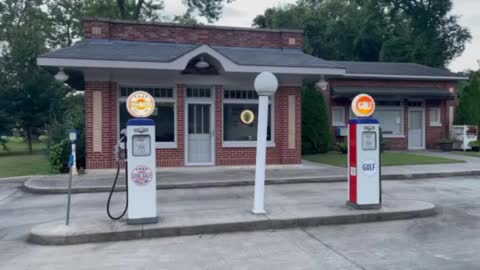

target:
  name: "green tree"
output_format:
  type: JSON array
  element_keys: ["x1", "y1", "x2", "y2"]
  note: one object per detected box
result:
[
  {"x1": 253, "y1": 0, "x2": 470, "y2": 67},
  {"x1": 0, "y1": 0, "x2": 70, "y2": 153},
  {"x1": 302, "y1": 84, "x2": 331, "y2": 154},
  {"x1": 456, "y1": 71, "x2": 480, "y2": 126}
]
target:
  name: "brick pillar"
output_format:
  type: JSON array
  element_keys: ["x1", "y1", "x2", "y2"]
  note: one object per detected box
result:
[
  {"x1": 277, "y1": 86, "x2": 302, "y2": 164},
  {"x1": 215, "y1": 85, "x2": 223, "y2": 165},
  {"x1": 85, "y1": 81, "x2": 117, "y2": 169}
]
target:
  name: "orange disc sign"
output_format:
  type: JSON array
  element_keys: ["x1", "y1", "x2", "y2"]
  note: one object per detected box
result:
[
  {"x1": 126, "y1": 91, "x2": 156, "y2": 118},
  {"x1": 351, "y1": 94, "x2": 375, "y2": 117}
]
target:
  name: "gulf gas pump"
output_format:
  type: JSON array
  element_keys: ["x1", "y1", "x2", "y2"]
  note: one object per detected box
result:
[
  {"x1": 106, "y1": 91, "x2": 158, "y2": 224},
  {"x1": 347, "y1": 94, "x2": 381, "y2": 209}
]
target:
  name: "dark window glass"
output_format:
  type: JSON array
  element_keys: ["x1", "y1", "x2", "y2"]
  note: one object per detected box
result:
[
  {"x1": 223, "y1": 103, "x2": 271, "y2": 141},
  {"x1": 120, "y1": 102, "x2": 175, "y2": 142}
]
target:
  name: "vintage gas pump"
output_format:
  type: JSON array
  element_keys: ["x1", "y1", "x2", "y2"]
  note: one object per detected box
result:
[
  {"x1": 347, "y1": 94, "x2": 381, "y2": 209},
  {"x1": 106, "y1": 91, "x2": 158, "y2": 224}
]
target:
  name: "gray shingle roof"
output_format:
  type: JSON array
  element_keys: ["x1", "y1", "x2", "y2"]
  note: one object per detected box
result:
[
  {"x1": 40, "y1": 39, "x2": 465, "y2": 79},
  {"x1": 213, "y1": 46, "x2": 338, "y2": 68},
  {"x1": 41, "y1": 39, "x2": 198, "y2": 62},
  {"x1": 40, "y1": 39, "x2": 341, "y2": 69},
  {"x1": 330, "y1": 61, "x2": 462, "y2": 78}
]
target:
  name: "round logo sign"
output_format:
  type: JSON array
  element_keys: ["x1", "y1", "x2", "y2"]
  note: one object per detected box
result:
[
  {"x1": 361, "y1": 160, "x2": 377, "y2": 176},
  {"x1": 126, "y1": 91, "x2": 156, "y2": 118},
  {"x1": 131, "y1": 165, "x2": 153, "y2": 186},
  {"x1": 240, "y1": 109, "x2": 255, "y2": 125},
  {"x1": 351, "y1": 94, "x2": 375, "y2": 117}
]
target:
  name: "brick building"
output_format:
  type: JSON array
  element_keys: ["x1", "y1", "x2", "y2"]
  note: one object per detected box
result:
[{"x1": 37, "y1": 18, "x2": 466, "y2": 169}]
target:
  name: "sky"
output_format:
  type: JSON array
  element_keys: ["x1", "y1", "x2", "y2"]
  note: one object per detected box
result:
[{"x1": 163, "y1": 0, "x2": 480, "y2": 72}]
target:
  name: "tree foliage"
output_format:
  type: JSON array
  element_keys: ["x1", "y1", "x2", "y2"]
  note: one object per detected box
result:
[
  {"x1": 456, "y1": 71, "x2": 480, "y2": 126},
  {"x1": 0, "y1": 0, "x2": 70, "y2": 153},
  {"x1": 253, "y1": 0, "x2": 471, "y2": 67},
  {"x1": 302, "y1": 84, "x2": 331, "y2": 154}
]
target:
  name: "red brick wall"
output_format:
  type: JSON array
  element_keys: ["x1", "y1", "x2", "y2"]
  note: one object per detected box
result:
[
  {"x1": 84, "y1": 19, "x2": 303, "y2": 49},
  {"x1": 327, "y1": 79, "x2": 459, "y2": 150},
  {"x1": 215, "y1": 86, "x2": 302, "y2": 165},
  {"x1": 85, "y1": 82, "x2": 301, "y2": 169}
]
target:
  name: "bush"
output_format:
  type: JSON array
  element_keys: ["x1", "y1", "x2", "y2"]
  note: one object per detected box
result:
[
  {"x1": 302, "y1": 84, "x2": 332, "y2": 154},
  {"x1": 47, "y1": 94, "x2": 86, "y2": 171},
  {"x1": 336, "y1": 142, "x2": 348, "y2": 154},
  {"x1": 48, "y1": 139, "x2": 70, "y2": 173}
]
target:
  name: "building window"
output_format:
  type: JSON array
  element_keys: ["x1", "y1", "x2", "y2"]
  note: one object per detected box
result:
[
  {"x1": 119, "y1": 86, "x2": 176, "y2": 148},
  {"x1": 371, "y1": 101, "x2": 404, "y2": 137},
  {"x1": 223, "y1": 88, "x2": 274, "y2": 147},
  {"x1": 429, "y1": 107, "x2": 441, "y2": 126},
  {"x1": 332, "y1": 106, "x2": 346, "y2": 126}
]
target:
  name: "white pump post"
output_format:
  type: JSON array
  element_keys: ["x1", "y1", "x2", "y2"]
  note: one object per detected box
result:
[{"x1": 252, "y1": 72, "x2": 278, "y2": 214}]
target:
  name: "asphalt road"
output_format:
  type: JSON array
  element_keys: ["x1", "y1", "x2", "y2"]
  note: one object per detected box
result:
[{"x1": 1, "y1": 177, "x2": 480, "y2": 269}]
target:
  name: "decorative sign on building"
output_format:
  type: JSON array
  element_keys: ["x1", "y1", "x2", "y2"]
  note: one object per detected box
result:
[
  {"x1": 351, "y1": 94, "x2": 375, "y2": 117},
  {"x1": 126, "y1": 91, "x2": 156, "y2": 118},
  {"x1": 240, "y1": 109, "x2": 255, "y2": 125}
]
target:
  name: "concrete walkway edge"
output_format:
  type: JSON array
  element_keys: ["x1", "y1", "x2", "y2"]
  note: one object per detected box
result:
[
  {"x1": 23, "y1": 170, "x2": 480, "y2": 194},
  {"x1": 28, "y1": 200, "x2": 436, "y2": 245}
]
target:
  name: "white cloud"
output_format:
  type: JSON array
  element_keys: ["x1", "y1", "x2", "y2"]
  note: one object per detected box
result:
[{"x1": 164, "y1": 0, "x2": 478, "y2": 71}]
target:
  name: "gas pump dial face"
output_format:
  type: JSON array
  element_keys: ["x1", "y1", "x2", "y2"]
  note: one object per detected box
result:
[
  {"x1": 362, "y1": 131, "x2": 377, "y2": 151},
  {"x1": 132, "y1": 135, "x2": 151, "y2": 156}
]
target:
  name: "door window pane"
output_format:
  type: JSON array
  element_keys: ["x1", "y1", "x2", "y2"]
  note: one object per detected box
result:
[{"x1": 188, "y1": 104, "x2": 210, "y2": 134}]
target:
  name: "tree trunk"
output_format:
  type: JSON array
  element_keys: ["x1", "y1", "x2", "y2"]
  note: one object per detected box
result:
[{"x1": 26, "y1": 126, "x2": 33, "y2": 154}]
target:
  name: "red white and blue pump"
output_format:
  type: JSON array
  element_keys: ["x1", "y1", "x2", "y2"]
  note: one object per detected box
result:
[{"x1": 347, "y1": 94, "x2": 381, "y2": 209}]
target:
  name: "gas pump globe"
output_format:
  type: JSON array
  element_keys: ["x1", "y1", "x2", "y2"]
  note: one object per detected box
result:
[{"x1": 347, "y1": 94, "x2": 381, "y2": 209}]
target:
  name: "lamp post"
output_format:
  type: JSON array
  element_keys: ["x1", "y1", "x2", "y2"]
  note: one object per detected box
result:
[{"x1": 252, "y1": 72, "x2": 278, "y2": 214}]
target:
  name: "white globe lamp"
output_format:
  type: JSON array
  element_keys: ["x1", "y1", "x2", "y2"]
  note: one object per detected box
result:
[{"x1": 254, "y1": 72, "x2": 278, "y2": 96}]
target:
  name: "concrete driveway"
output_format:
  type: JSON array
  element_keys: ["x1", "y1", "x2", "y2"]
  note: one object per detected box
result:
[{"x1": 1, "y1": 177, "x2": 480, "y2": 269}]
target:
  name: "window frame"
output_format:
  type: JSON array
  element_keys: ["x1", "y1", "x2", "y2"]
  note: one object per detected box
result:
[
  {"x1": 222, "y1": 87, "x2": 275, "y2": 148},
  {"x1": 332, "y1": 106, "x2": 346, "y2": 126},
  {"x1": 118, "y1": 85, "x2": 177, "y2": 149},
  {"x1": 352, "y1": 99, "x2": 405, "y2": 138},
  {"x1": 429, "y1": 107, "x2": 442, "y2": 127}
]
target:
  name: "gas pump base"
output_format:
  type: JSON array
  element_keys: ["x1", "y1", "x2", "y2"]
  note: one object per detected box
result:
[
  {"x1": 127, "y1": 216, "x2": 159, "y2": 225},
  {"x1": 346, "y1": 201, "x2": 381, "y2": 210}
]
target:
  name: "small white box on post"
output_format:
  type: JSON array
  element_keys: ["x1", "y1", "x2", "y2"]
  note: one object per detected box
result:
[{"x1": 252, "y1": 72, "x2": 278, "y2": 214}]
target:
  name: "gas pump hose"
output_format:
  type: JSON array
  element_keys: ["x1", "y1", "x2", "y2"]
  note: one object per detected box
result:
[{"x1": 106, "y1": 159, "x2": 128, "y2": 220}]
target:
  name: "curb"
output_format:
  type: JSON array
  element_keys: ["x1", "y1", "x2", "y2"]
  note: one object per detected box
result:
[
  {"x1": 28, "y1": 201, "x2": 437, "y2": 245},
  {"x1": 23, "y1": 170, "x2": 480, "y2": 194}
]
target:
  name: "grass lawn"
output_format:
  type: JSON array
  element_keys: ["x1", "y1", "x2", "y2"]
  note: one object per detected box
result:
[
  {"x1": 303, "y1": 151, "x2": 465, "y2": 168},
  {"x1": 0, "y1": 140, "x2": 52, "y2": 178}
]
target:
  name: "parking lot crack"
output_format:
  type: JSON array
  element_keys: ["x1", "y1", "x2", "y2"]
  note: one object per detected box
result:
[{"x1": 300, "y1": 228, "x2": 368, "y2": 270}]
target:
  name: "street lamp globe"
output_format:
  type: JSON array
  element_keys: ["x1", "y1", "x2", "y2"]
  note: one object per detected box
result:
[
  {"x1": 54, "y1": 67, "x2": 69, "y2": 82},
  {"x1": 254, "y1": 72, "x2": 278, "y2": 96}
]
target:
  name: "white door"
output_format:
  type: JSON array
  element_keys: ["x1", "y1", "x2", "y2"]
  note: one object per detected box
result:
[
  {"x1": 187, "y1": 103, "x2": 213, "y2": 164},
  {"x1": 408, "y1": 109, "x2": 425, "y2": 149}
]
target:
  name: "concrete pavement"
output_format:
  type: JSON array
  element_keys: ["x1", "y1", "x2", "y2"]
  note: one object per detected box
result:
[{"x1": 2, "y1": 176, "x2": 480, "y2": 269}]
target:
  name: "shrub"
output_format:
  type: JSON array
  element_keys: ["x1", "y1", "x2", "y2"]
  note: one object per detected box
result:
[
  {"x1": 48, "y1": 139, "x2": 70, "y2": 173},
  {"x1": 302, "y1": 84, "x2": 332, "y2": 154},
  {"x1": 336, "y1": 142, "x2": 348, "y2": 154},
  {"x1": 47, "y1": 94, "x2": 85, "y2": 172}
]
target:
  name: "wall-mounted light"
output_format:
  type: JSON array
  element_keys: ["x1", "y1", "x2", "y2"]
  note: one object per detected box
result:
[
  {"x1": 316, "y1": 76, "x2": 328, "y2": 91},
  {"x1": 195, "y1": 56, "x2": 210, "y2": 69},
  {"x1": 54, "y1": 67, "x2": 69, "y2": 82}
]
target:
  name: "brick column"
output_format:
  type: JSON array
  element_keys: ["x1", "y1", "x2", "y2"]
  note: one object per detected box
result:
[{"x1": 85, "y1": 81, "x2": 117, "y2": 169}]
